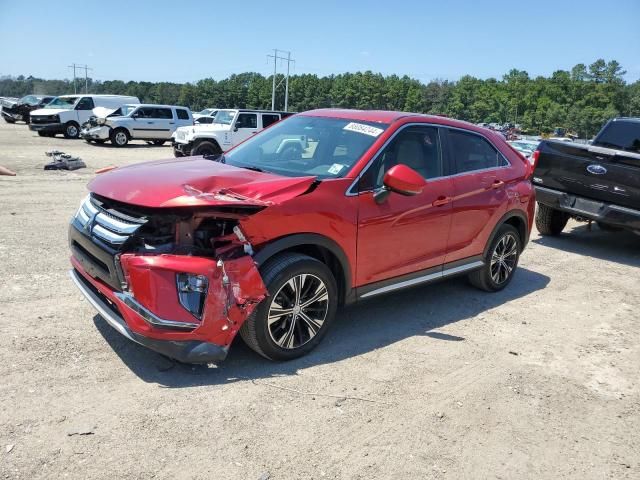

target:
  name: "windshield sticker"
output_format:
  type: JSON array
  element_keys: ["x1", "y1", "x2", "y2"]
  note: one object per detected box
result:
[
  {"x1": 343, "y1": 122, "x2": 384, "y2": 137},
  {"x1": 328, "y1": 163, "x2": 346, "y2": 175}
]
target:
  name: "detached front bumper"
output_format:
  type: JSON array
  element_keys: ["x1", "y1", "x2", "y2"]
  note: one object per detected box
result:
[
  {"x1": 70, "y1": 269, "x2": 228, "y2": 363},
  {"x1": 29, "y1": 122, "x2": 65, "y2": 134},
  {"x1": 535, "y1": 185, "x2": 640, "y2": 231},
  {"x1": 173, "y1": 141, "x2": 193, "y2": 156},
  {"x1": 80, "y1": 125, "x2": 110, "y2": 140},
  {"x1": 1, "y1": 110, "x2": 22, "y2": 121}
]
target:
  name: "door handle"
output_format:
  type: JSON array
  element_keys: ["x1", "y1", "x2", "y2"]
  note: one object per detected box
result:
[
  {"x1": 489, "y1": 180, "x2": 504, "y2": 189},
  {"x1": 432, "y1": 196, "x2": 451, "y2": 207}
]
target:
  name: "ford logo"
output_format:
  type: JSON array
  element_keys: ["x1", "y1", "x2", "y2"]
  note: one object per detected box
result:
[{"x1": 587, "y1": 164, "x2": 607, "y2": 175}]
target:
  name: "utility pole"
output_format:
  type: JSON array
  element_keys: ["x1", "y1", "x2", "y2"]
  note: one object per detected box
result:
[
  {"x1": 267, "y1": 49, "x2": 295, "y2": 111},
  {"x1": 68, "y1": 63, "x2": 93, "y2": 94}
]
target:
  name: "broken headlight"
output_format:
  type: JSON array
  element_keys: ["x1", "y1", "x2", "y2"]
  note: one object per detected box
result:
[{"x1": 176, "y1": 273, "x2": 208, "y2": 319}]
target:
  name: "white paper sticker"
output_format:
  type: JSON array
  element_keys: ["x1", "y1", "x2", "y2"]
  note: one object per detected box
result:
[
  {"x1": 328, "y1": 163, "x2": 345, "y2": 175},
  {"x1": 343, "y1": 122, "x2": 384, "y2": 137}
]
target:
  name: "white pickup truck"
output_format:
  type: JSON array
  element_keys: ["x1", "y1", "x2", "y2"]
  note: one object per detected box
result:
[{"x1": 172, "y1": 109, "x2": 292, "y2": 157}]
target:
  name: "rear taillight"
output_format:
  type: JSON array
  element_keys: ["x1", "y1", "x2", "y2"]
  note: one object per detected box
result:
[{"x1": 531, "y1": 149, "x2": 540, "y2": 170}]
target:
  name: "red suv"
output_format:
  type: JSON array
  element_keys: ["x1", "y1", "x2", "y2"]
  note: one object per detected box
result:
[{"x1": 69, "y1": 109, "x2": 535, "y2": 363}]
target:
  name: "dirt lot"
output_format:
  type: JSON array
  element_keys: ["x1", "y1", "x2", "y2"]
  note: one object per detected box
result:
[{"x1": 0, "y1": 120, "x2": 638, "y2": 479}]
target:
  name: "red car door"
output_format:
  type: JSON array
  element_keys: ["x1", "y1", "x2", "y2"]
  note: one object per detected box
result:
[
  {"x1": 355, "y1": 125, "x2": 454, "y2": 287},
  {"x1": 444, "y1": 128, "x2": 510, "y2": 263}
]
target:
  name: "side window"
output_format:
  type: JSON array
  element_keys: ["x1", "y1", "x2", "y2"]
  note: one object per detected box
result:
[
  {"x1": 176, "y1": 109, "x2": 190, "y2": 120},
  {"x1": 75, "y1": 97, "x2": 95, "y2": 110},
  {"x1": 153, "y1": 108, "x2": 173, "y2": 119},
  {"x1": 236, "y1": 113, "x2": 257, "y2": 129},
  {"x1": 262, "y1": 114, "x2": 280, "y2": 128},
  {"x1": 135, "y1": 107, "x2": 153, "y2": 118},
  {"x1": 448, "y1": 129, "x2": 506, "y2": 173},
  {"x1": 359, "y1": 126, "x2": 442, "y2": 191}
]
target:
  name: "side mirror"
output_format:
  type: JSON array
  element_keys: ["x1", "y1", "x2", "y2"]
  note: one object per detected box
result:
[
  {"x1": 374, "y1": 164, "x2": 426, "y2": 204},
  {"x1": 233, "y1": 125, "x2": 239, "y2": 132}
]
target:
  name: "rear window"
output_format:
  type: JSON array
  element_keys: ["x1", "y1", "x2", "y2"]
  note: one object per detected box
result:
[
  {"x1": 595, "y1": 121, "x2": 640, "y2": 154},
  {"x1": 176, "y1": 109, "x2": 190, "y2": 120},
  {"x1": 262, "y1": 114, "x2": 280, "y2": 128}
]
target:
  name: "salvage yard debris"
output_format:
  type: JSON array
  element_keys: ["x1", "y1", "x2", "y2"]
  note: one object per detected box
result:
[{"x1": 44, "y1": 150, "x2": 86, "y2": 171}]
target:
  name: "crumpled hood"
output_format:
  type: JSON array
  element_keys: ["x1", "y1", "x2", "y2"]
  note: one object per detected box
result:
[
  {"x1": 92, "y1": 106, "x2": 119, "y2": 120},
  {"x1": 88, "y1": 157, "x2": 316, "y2": 208}
]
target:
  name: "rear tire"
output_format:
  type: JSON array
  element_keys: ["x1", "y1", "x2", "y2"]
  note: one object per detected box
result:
[
  {"x1": 63, "y1": 121, "x2": 80, "y2": 139},
  {"x1": 192, "y1": 140, "x2": 221, "y2": 156},
  {"x1": 535, "y1": 203, "x2": 569, "y2": 236},
  {"x1": 469, "y1": 224, "x2": 521, "y2": 292},
  {"x1": 239, "y1": 253, "x2": 338, "y2": 361},
  {"x1": 110, "y1": 128, "x2": 129, "y2": 147}
]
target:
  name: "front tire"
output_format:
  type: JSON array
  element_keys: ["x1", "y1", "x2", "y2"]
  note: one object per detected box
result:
[
  {"x1": 191, "y1": 140, "x2": 221, "y2": 156},
  {"x1": 110, "y1": 128, "x2": 129, "y2": 147},
  {"x1": 63, "y1": 121, "x2": 80, "y2": 139},
  {"x1": 3, "y1": 116, "x2": 16, "y2": 124},
  {"x1": 469, "y1": 224, "x2": 521, "y2": 292},
  {"x1": 536, "y1": 203, "x2": 569, "y2": 236},
  {"x1": 239, "y1": 253, "x2": 338, "y2": 361}
]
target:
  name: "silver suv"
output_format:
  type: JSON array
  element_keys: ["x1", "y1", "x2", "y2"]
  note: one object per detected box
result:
[{"x1": 80, "y1": 104, "x2": 193, "y2": 147}]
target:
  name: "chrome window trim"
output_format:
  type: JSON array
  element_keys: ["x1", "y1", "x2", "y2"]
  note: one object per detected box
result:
[{"x1": 345, "y1": 123, "x2": 511, "y2": 196}]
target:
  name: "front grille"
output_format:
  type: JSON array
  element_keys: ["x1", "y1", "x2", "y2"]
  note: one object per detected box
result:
[
  {"x1": 74, "y1": 195, "x2": 147, "y2": 249},
  {"x1": 30, "y1": 115, "x2": 58, "y2": 124}
]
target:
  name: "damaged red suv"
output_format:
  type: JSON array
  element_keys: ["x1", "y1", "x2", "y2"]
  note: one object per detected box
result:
[{"x1": 69, "y1": 109, "x2": 534, "y2": 363}]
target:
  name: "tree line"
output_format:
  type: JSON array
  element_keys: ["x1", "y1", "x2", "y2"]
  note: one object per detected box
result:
[{"x1": 2, "y1": 59, "x2": 638, "y2": 138}]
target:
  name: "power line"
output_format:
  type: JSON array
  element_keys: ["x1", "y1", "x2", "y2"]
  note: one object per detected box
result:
[
  {"x1": 267, "y1": 49, "x2": 295, "y2": 111},
  {"x1": 68, "y1": 63, "x2": 93, "y2": 94}
]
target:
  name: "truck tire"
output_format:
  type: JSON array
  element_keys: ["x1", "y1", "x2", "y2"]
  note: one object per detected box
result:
[
  {"x1": 3, "y1": 116, "x2": 15, "y2": 124},
  {"x1": 239, "y1": 253, "x2": 338, "y2": 361},
  {"x1": 173, "y1": 148, "x2": 185, "y2": 158},
  {"x1": 110, "y1": 128, "x2": 129, "y2": 147},
  {"x1": 152, "y1": 140, "x2": 165, "y2": 146},
  {"x1": 192, "y1": 140, "x2": 221, "y2": 156},
  {"x1": 535, "y1": 203, "x2": 569, "y2": 236},
  {"x1": 469, "y1": 224, "x2": 521, "y2": 292},
  {"x1": 63, "y1": 121, "x2": 80, "y2": 139}
]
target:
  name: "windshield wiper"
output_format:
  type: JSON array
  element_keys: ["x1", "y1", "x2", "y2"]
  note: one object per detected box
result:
[{"x1": 239, "y1": 165, "x2": 264, "y2": 172}]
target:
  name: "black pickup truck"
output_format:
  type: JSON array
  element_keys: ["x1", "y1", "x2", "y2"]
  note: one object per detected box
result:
[
  {"x1": 1, "y1": 94, "x2": 54, "y2": 124},
  {"x1": 533, "y1": 117, "x2": 640, "y2": 235}
]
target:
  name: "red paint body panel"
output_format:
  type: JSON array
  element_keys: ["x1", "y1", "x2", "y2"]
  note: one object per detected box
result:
[{"x1": 71, "y1": 108, "x2": 535, "y2": 362}]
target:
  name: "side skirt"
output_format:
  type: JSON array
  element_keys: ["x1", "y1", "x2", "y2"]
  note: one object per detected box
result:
[{"x1": 356, "y1": 256, "x2": 484, "y2": 300}]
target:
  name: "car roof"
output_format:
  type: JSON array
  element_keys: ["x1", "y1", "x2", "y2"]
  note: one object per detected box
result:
[
  {"x1": 300, "y1": 108, "x2": 487, "y2": 131},
  {"x1": 123, "y1": 103, "x2": 190, "y2": 109}
]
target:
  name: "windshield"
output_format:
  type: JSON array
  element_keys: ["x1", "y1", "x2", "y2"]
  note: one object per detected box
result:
[
  {"x1": 197, "y1": 108, "x2": 215, "y2": 115},
  {"x1": 19, "y1": 95, "x2": 40, "y2": 106},
  {"x1": 213, "y1": 110, "x2": 236, "y2": 125},
  {"x1": 45, "y1": 96, "x2": 78, "y2": 109},
  {"x1": 224, "y1": 116, "x2": 389, "y2": 179},
  {"x1": 121, "y1": 105, "x2": 138, "y2": 116}
]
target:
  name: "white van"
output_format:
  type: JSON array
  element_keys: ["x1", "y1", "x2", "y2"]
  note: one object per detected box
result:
[
  {"x1": 80, "y1": 104, "x2": 193, "y2": 146},
  {"x1": 29, "y1": 94, "x2": 139, "y2": 139}
]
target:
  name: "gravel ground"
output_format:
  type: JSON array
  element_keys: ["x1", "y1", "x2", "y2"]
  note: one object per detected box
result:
[{"x1": 0, "y1": 121, "x2": 638, "y2": 479}]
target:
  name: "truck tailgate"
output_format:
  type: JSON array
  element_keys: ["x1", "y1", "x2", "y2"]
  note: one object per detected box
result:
[{"x1": 534, "y1": 140, "x2": 640, "y2": 210}]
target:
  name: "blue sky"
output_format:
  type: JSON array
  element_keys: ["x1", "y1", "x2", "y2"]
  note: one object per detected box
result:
[{"x1": 1, "y1": 0, "x2": 638, "y2": 83}]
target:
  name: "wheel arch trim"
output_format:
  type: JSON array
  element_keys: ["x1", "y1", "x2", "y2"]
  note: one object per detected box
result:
[
  {"x1": 253, "y1": 233, "x2": 353, "y2": 304},
  {"x1": 483, "y1": 209, "x2": 529, "y2": 258}
]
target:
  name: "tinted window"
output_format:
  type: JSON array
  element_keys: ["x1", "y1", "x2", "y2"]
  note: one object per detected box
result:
[
  {"x1": 135, "y1": 107, "x2": 155, "y2": 118},
  {"x1": 176, "y1": 109, "x2": 190, "y2": 120},
  {"x1": 195, "y1": 116, "x2": 213, "y2": 124},
  {"x1": 359, "y1": 126, "x2": 442, "y2": 191},
  {"x1": 595, "y1": 121, "x2": 640, "y2": 154},
  {"x1": 236, "y1": 113, "x2": 257, "y2": 129},
  {"x1": 448, "y1": 129, "x2": 506, "y2": 173},
  {"x1": 75, "y1": 97, "x2": 95, "y2": 110},
  {"x1": 153, "y1": 108, "x2": 173, "y2": 119},
  {"x1": 262, "y1": 114, "x2": 280, "y2": 128}
]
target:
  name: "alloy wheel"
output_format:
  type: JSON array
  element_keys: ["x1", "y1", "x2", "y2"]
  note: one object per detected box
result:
[
  {"x1": 490, "y1": 233, "x2": 518, "y2": 284},
  {"x1": 115, "y1": 132, "x2": 127, "y2": 145},
  {"x1": 267, "y1": 274, "x2": 329, "y2": 349},
  {"x1": 67, "y1": 125, "x2": 78, "y2": 137}
]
